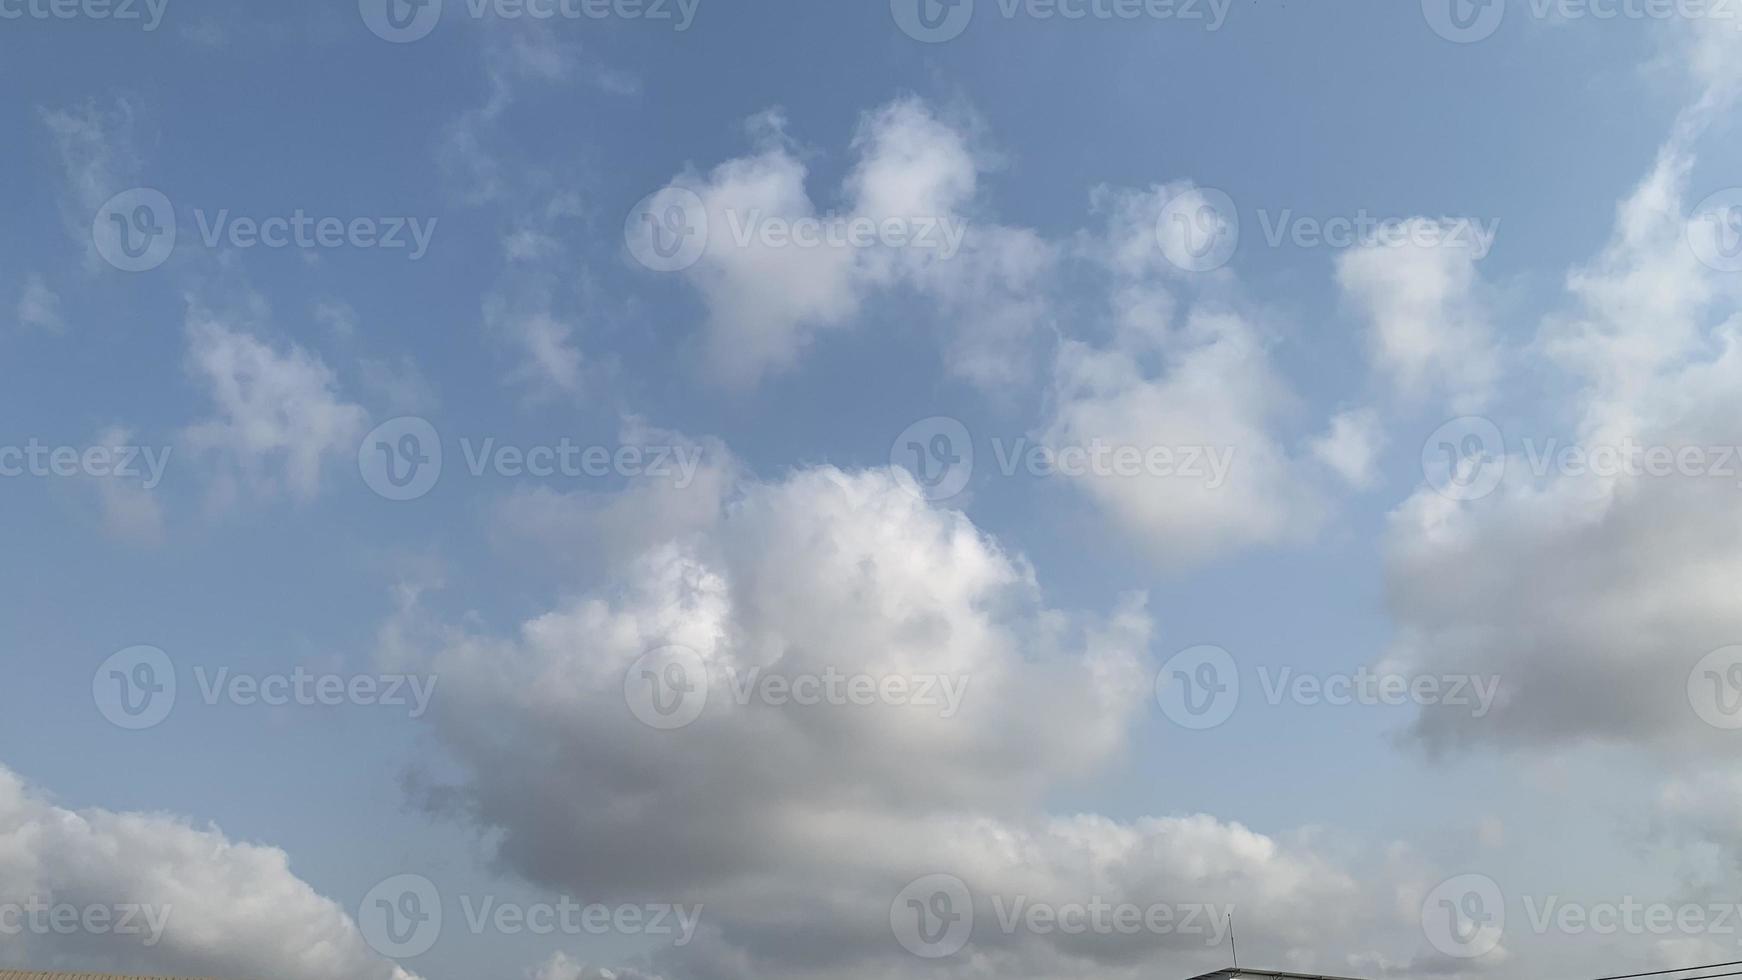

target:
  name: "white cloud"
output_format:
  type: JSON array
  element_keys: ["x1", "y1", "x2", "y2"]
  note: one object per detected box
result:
[
  {"x1": 180, "y1": 298, "x2": 368, "y2": 504},
  {"x1": 38, "y1": 97, "x2": 144, "y2": 253},
  {"x1": 388, "y1": 458, "x2": 1411, "y2": 980},
  {"x1": 16, "y1": 274, "x2": 64, "y2": 333},
  {"x1": 529, "y1": 952, "x2": 663, "y2": 980},
  {"x1": 1381, "y1": 47, "x2": 1742, "y2": 754},
  {"x1": 86, "y1": 425, "x2": 167, "y2": 545},
  {"x1": 1312, "y1": 409, "x2": 1386, "y2": 490},
  {"x1": 1336, "y1": 221, "x2": 1499, "y2": 413},
  {"x1": 0, "y1": 765, "x2": 416, "y2": 980},
  {"x1": 654, "y1": 98, "x2": 1056, "y2": 389},
  {"x1": 482, "y1": 193, "x2": 590, "y2": 396},
  {"x1": 488, "y1": 423, "x2": 737, "y2": 569},
  {"x1": 1039, "y1": 185, "x2": 1332, "y2": 568}
]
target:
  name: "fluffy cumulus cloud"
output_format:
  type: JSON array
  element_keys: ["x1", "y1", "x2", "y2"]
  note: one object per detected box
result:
[
  {"x1": 1312, "y1": 409, "x2": 1386, "y2": 491},
  {"x1": 0, "y1": 765, "x2": 415, "y2": 980},
  {"x1": 1336, "y1": 220, "x2": 1499, "y2": 413},
  {"x1": 390, "y1": 460, "x2": 1404, "y2": 980},
  {"x1": 1382, "y1": 25, "x2": 1742, "y2": 755},
  {"x1": 180, "y1": 295, "x2": 369, "y2": 504},
  {"x1": 648, "y1": 98, "x2": 1055, "y2": 389},
  {"x1": 1039, "y1": 185, "x2": 1335, "y2": 568},
  {"x1": 643, "y1": 109, "x2": 1344, "y2": 568}
]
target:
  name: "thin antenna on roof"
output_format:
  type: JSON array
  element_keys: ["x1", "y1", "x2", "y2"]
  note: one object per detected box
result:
[{"x1": 1230, "y1": 912, "x2": 1239, "y2": 970}]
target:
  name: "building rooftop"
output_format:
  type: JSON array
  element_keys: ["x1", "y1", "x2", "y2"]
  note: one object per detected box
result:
[
  {"x1": 1186, "y1": 969, "x2": 1378, "y2": 980},
  {"x1": 0, "y1": 973, "x2": 212, "y2": 980}
]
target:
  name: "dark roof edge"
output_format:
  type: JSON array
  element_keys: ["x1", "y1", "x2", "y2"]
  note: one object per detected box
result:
[{"x1": 1186, "y1": 968, "x2": 1379, "y2": 980}]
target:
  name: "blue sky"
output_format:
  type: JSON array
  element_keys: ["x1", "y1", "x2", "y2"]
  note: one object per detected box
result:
[{"x1": 3, "y1": 3, "x2": 1742, "y2": 980}]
